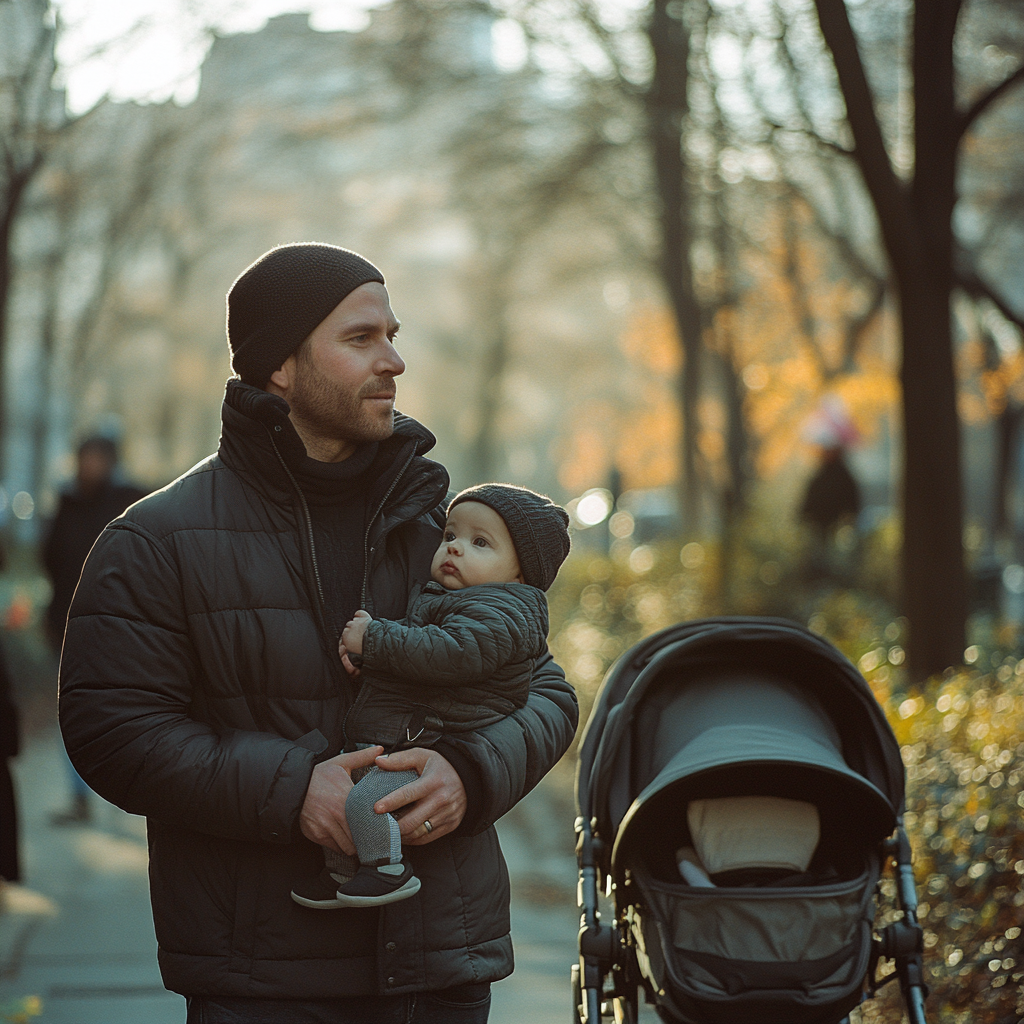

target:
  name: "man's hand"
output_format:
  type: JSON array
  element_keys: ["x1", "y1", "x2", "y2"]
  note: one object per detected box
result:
[
  {"x1": 372, "y1": 748, "x2": 467, "y2": 844},
  {"x1": 299, "y1": 746, "x2": 383, "y2": 855},
  {"x1": 338, "y1": 647, "x2": 361, "y2": 676}
]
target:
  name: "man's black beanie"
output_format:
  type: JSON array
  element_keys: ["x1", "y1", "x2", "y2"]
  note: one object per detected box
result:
[
  {"x1": 227, "y1": 242, "x2": 385, "y2": 388},
  {"x1": 448, "y1": 484, "x2": 571, "y2": 591}
]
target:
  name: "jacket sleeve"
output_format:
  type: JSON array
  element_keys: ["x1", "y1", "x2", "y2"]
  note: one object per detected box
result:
[
  {"x1": 58, "y1": 522, "x2": 316, "y2": 845},
  {"x1": 433, "y1": 648, "x2": 578, "y2": 836},
  {"x1": 360, "y1": 599, "x2": 539, "y2": 686}
]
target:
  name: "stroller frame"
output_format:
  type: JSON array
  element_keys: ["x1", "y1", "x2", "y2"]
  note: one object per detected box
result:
[{"x1": 570, "y1": 618, "x2": 929, "y2": 1024}]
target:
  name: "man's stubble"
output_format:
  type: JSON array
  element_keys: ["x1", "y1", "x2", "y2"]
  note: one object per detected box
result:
[{"x1": 289, "y1": 343, "x2": 397, "y2": 449}]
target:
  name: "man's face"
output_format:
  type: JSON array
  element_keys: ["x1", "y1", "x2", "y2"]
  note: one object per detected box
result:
[
  {"x1": 77, "y1": 447, "x2": 115, "y2": 492},
  {"x1": 270, "y1": 282, "x2": 405, "y2": 461}
]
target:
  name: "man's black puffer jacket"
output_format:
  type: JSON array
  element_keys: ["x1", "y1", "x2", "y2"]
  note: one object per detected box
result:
[{"x1": 58, "y1": 380, "x2": 578, "y2": 999}]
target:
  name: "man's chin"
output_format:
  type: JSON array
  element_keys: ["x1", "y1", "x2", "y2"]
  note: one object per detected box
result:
[{"x1": 350, "y1": 414, "x2": 395, "y2": 444}]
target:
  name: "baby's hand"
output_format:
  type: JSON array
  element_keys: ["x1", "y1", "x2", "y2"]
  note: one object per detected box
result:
[{"x1": 341, "y1": 610, "x2": 372, "y2": 655}]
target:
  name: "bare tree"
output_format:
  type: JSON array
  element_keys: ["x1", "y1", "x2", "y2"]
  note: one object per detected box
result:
[
  {"x1": 351, "y1": 0, "x2": 656, "y2": 484},
  {"x1": 0, "y1": 0, "x2": 65, "y2": 476},
  {"x1": 811, "y1": 0, "x2": 1023, "y2": 680},
  {"x1": 646, "y1": 0, "x2": 707, "y2": 533}
]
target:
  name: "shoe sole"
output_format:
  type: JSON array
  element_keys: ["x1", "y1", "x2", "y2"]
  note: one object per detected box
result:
[
  {"x1": 290, "y1": 891, "x2": 352, "y2": 910},
  {"x1": 289, "y1": 872, "x2": 355, "y2": 910},
  {"x1": 332, "y1": 875, "x2": 421, "y2": 907}
]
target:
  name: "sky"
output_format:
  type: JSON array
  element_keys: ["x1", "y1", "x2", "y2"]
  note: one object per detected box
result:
[
  {"x1": 50, "y1": 0, "x2": 645, "y2": 114},
  {"x1": 52, "y1": 0, "x2": 388, "y2": 113}
]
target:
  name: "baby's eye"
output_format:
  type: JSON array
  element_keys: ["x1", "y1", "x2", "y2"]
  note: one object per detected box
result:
[
  {"x1": 444, "y1": 530, "x2": 455, "y2": 542},
  {"x1": 473, "y1": 537, "x2": 488, "y2": 548}
]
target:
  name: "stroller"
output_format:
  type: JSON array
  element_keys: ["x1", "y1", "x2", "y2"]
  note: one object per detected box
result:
[{"x1": 571, "y1": 618, "x2": 928, "y2": 1024}]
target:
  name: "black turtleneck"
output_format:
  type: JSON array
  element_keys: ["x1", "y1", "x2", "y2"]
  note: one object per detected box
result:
[{"x1": 285, "y1": 441, "x2": 380, "y2": 639}]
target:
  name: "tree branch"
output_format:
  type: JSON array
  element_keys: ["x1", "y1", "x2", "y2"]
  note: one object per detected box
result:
[
  {"x1": 766, "y1": 121, "x2": 853, "y2": 157},
  {"x1": 956, "y1": 266, "x2": 1024, "y2": 334},
  {"x1": 957, "y1": 62, "x2": 1024, "y2": 142},
  {"x1": 812, "y1": 0, "x2": 922, "y2": 276}
]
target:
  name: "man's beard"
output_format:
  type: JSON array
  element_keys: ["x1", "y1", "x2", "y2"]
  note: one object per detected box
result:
[{"x1": 289, "y1": 350, "x2": 396, "y2": 446}]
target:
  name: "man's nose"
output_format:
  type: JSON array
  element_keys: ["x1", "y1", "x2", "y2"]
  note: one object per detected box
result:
[{"x1": 377, "y1": 341, "x2": 406, "y2": 376}]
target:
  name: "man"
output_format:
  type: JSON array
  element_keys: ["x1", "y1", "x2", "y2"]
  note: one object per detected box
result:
[
  {"x1": 58, "y1": 243, "x2": 578, "y2": 1023},
  {"x1": 43, "y1": 435, "x2": 147, "y2": 824}
]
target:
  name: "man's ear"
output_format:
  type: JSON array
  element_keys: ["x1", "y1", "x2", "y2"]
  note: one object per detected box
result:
[{"x1": 267, "y1": 353, "x2": 296, "y2": 396}]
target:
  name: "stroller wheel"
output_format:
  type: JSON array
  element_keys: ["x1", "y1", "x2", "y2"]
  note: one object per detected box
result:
[{"x1": 571, "y1": 963, "x2": 583, "y2": 1024}]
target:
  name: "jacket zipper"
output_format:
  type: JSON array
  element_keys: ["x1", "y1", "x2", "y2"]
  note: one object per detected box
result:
[
  {"x1": 359, "y1": 443, "x2": 418, "y2": 611},
  {"x1": 341, "y1": 442, "x2": 418, "y2": 750}
]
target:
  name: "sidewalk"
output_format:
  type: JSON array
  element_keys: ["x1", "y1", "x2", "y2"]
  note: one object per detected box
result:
[
  {"x1": 1, "y1": 730, "x2": 183, "y2": 1022},
  {"x1": 0, "y1": 729, "x2": 591, "y2": 1023}
]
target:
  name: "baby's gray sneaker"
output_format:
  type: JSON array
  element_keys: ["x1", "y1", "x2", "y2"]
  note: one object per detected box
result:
[
  {"x1": 333, "y1": 862, "x2": 421, "y2": 907},
  {"x1": 290, "y1": 867, "x2": 357, "y2": 909}
]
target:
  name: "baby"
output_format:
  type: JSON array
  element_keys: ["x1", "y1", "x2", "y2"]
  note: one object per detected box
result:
[{"x1": 290, "y1": 483, "x2": 570, "y2": 909}]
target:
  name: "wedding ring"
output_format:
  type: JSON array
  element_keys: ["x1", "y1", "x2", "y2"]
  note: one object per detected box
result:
[{"x1": 423, "y1": 819, "x2": 433, "y2": 834}]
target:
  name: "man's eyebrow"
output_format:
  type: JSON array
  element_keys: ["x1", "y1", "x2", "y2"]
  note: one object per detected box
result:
[{"x1": 341, "y1": 319, "x2": 400, "y2": 336}]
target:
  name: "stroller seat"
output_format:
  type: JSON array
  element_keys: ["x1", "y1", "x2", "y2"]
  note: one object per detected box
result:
[{"x1": 681, "y1": 793, "x2": 821, "y2": 886}]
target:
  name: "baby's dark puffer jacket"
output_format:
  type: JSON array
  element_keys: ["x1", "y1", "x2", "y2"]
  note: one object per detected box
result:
[
  {"x1": 345, "y1": 581, "x2": 550, "y2": 750},
  {"x1": 58, "y1": 380, "x2": 578, "y2": 1000}
]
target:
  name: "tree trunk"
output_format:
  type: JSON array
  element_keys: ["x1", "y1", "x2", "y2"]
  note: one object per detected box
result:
[
  {"x1": 0, "y1": 169, "x2": 35, "y2": 483},
  {"x1": 899, "y1": 273, "x2": 967, "y2": 678},
  {"x1": 467, "y1": 260, "x2": 513, "y2": 483},
  {"x1": 993, "y1": 405, "x2": 1023, "y2": 539},
  {"x1": 814, "y1": 0, "x2": 966, "y2": 681},
  {"x1": 647, "y1": 0, "x2": 704, "y2": 535}
]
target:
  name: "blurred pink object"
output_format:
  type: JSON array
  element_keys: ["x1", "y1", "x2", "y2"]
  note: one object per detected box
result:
[{"x1": 803, "y1": 395, "x2": 860, "y2": 448}]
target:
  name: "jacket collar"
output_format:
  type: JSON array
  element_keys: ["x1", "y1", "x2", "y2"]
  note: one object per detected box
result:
[{"x1": 218, "y1": 378, "x2": 448, "y2": 521}]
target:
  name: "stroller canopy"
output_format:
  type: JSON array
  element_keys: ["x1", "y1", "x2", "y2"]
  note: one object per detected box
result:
[{"x1": 576, "y1": 619, "x2": 903, "y2": 876}]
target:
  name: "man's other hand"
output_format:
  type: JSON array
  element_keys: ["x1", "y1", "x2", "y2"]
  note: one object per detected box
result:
[
  {"x1": 299, "y1": 746, "x2": 383, "y2": 855},
  {"x1": 372, "y1": 748, "x2": 467, "y2": 844}
]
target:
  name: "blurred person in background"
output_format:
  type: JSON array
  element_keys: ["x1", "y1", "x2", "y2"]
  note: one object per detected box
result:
[
  {"x1": 42, "y1": 435, "x2": 146, "y2": 824},
  {"x1": 57, "y1": 243, "x2": 577, "y2": 1024},
  {"x1": 799, "y1": 446, "x2": 861, "y2": 538},
  {"x1": 799, "y1": 397, "x2": 862, "y2": 583},
  {"x1": 0, "y1": 629, "x2": 20, "y2": 886}
]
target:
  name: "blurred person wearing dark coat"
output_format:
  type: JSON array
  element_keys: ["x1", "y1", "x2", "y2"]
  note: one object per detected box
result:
[
  {"x1": 799, "y1": 445, "x2": 861, "y2": 538},
  {"x1": 799, "y1": 444, "x2": 862, "y2": 586},
  {"x1": 41, "y1": 435, "x2": 146, "y2": 823},
  {"x1": 0, "y1": 635, "x2": 21, "y2": 882}
]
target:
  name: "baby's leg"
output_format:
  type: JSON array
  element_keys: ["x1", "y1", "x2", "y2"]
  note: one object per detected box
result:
[
  {"x1": 322, "y1": 846, "x2": 358, "y2": 880},
  {"x1": 345, "y1": 766, "x2": 420, "y2": 865}
]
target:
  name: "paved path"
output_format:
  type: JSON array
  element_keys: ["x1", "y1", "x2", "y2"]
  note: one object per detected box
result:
[{"x1": 1, "y1": 730, "x2": 641, "y2": 1023}]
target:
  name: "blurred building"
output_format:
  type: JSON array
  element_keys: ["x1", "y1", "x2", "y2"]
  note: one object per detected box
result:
[{"x1": 6, "y1": 7, "x2": 654, "y2": 534}]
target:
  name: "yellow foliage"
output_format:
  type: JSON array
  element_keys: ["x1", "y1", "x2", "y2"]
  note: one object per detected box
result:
[
  {"x1": 556, "y1": 417, "x2": 614, "y2": 493},
  {"x1": 616, "y1": 405, "x2": 680, "y2": 490},
  {"x1": 560, "y1": 189, "x2": 919, "y2": 490},
  {"x1": 0, "y1": 997, "x2": 42, "y2": 1023},
  {"x1": 980, "y1": 351, "x2": 1024, "y2": 414},
  {"x1": 710, "y1": 198, "x2": 902, "y2": 479},
  {"x1": 958, "y1": 392, "x2": 990, "y2": 425},
  {"x1": 863, "y1": 663, "x2": 1024, "y2": 1023},
  {"x1": 618, "y1": 306, "x2": 682, "y2": 375}
]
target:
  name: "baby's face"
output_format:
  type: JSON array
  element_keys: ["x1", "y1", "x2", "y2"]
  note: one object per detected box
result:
[{"x1": 431, "y1": 501, "x2": 523, "y2": 590}]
